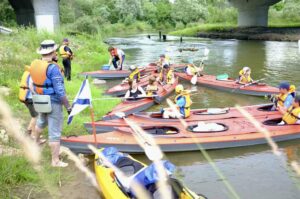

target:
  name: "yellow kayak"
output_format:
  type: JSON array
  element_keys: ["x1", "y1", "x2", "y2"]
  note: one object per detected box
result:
[{"x1": 94, "y1": 148, "x2": 207, "y2": 199}]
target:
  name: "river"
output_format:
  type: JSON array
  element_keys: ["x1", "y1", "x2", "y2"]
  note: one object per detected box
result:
[{"x1": 105, "y1": 34, "x2": 300, "y2": 199}]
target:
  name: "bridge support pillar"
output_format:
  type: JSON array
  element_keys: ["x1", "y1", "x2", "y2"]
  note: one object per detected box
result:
[
  {"x1": 229, "y1": 0, "x2": 281, "y2": 27},
  {"x1": 32, "y1": 0, "x2": 60, "y2": 32}
]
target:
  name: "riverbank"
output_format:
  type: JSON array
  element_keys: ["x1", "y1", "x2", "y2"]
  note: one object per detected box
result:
[{"x1": 170, "y1": 24, "x2": 300, "y2": 41}]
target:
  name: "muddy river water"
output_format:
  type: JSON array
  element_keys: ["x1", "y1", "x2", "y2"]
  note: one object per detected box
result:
[{"x1": 104, "y1": 34, "x2": 300, "y2": 199}]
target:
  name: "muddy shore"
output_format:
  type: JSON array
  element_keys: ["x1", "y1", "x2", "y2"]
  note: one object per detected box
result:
[{"x1": 197, "y1": 27, "x2": 300, "y2": 41}]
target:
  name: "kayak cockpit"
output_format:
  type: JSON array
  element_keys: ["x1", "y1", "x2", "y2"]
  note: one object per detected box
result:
[
  {"x1": 144, "y1": 126, "x2": 179, "y2": 135},
  {"x1": 193, "y1": 108, "x2": 229, "y2": 115},
  {"x1": 187, "y1": 122, "x2": 228, "y2": 133},
  {"x1": 263, "y1": 118, "x2": 300, "y2": 126},
  {"x1": 257, "y1": 104, "x2": 275, "y2": 112}
]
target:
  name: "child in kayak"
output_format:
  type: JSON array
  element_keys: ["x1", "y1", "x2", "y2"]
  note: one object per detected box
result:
[
  {"x1": 157, "y1": 64, "x2": 175, "y2": 85},
  {"x1": 156, "y1": 54, "x2": 170, "y2": 73},
  {"x1": 278, "y1": 95, "x2": 300, "y2": 125},
  {"x1": 146, "y1": 76, "x2": 158, "y2": 96},
  {"x1": 108, "y1": 46, "x2": 125, "y2": 70},
  {"x1": 238, "y1": 66, "x2": 253, "y2": 84},
  {"x1": 124, "y1": 79, "x2": 146, "y2": 99},
  {"x1": 122, "y1": 65, "x2": 140, "y2": 83},
  {"x1": 270, "y1": 82, "x2": 294, "y2": 111},
  {"x1": 184, "y1": 59, "x2": 203, "y2": 76},
  {"x1": 162, "y1": 84, "x2": 192, "y2": 118}
]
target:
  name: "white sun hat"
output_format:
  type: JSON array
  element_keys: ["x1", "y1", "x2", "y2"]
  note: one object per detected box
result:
[{"x1": 36, "y1": 40, "x2": 58, "y2": 55}]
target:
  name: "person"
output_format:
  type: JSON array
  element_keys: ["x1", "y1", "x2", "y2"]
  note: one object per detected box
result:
[
  {"x1": 59, "y1": 38, "x2": 73, "y2": 81},
  {"x1": 278, "y1": 95, "x2": 300, "y2": 125},
  {"x1": 108, "y1": 46, "x2": 125, "y2": 70},
  {"x1": 238, "y1": 66, "x2": 253, "y2": 84},
  {"x1": 157, "y1": 54, "x2": 170, "y2": 72},
  {"x1": 18, "y1": 65, "x2": 40, "y2": 138},
  {"x1": 162, "y1": 84, "x2": 192, "y2": 119},
  {"x1": 146, "y1": 76, "x2": 158, "y2": 96},
  {"x1": 289, "y1": 85, "x2": 296, "y2": 98},
  {"x1": 184, "y1": 59, "x2": 203, "y2": 76},
  {"x1": 158, "y1": 64, "x2": 175, "y2": 85},
  {"x1": 271, "y1": 82, "x2": 294, "y2": 111},
  {"x1": 123, "y1": 65, "x2": 140, "y2": 84},
  {"x1": 30, "y1": 40, "x2": 72, "y2": 167},
  {"x1": 124, "y1": 79, "x2": 146, "y2": 99}
]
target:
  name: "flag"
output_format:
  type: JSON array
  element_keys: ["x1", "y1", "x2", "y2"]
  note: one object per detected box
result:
[{"x1": 67, "y1": 79, "x2": 92, "y2": 125}]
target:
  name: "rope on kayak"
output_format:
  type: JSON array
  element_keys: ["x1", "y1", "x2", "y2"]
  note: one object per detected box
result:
[
  {"x1": 236, "y1": 105, "x2": 300, "y2": 177},
  {"x1": 165, "y1": 98, "x2": 241, "y2": 199}
]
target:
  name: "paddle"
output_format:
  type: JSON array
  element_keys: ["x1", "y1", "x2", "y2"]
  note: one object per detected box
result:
[
  {"x1": 232, "y1": 78, "x2": 266, "y2": 93},
  {"x1": 190, "y1": 48, "x2": 209, "y2": 85},
  {"x1": 115, "y1": 112, "x2": 173, "y2": 199}
]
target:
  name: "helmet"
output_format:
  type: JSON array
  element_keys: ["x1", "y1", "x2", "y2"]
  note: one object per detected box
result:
[
  {"x1": 242, "y1": 66, "x2": 250, "y2": 73},
  {"x1": 290, "y1": 85, "x2": 296, "y2": 93},
  {"x1": 129, "y1": 65, "x2": 137, "y2": 71},
  {"x1": 163, "y1": 63, "x2": 170, "y2": 69},
  {"x1": 278, "y1": 81, "x2": 290, "y2": 90},
  {"x1": 175, "y1": 84, "x2": 184, "y2": 93}
]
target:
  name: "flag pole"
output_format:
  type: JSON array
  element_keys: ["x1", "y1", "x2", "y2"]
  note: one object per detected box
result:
[{"x1": 86, "y1": 76, "x2": 97, "y2": 146}]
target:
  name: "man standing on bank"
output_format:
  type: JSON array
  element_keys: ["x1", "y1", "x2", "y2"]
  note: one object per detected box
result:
[
  {"x1": 59, "y1": 38, "x2": 73, "y2": 81},
  {"x1": 30, "y1": 40, "x2": 72, "y2": 167}
]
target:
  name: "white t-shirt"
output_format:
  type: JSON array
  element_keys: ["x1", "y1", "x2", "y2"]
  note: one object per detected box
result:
[{"x1": 116, "y1": 49, "x2": 125, "y2": 57}]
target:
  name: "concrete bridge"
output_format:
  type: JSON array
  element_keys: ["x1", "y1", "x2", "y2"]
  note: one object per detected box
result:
[{"x1": 8, "y1": 0, "x2": 281, "y2": 31}]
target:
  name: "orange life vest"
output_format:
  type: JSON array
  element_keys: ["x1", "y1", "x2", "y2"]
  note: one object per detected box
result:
[
  {"x1": 282, "y1": 106, "x2": 300, "y2": 125},
  {"x1": 29, "y1": 59, "x2": 60, "y2": 95}
]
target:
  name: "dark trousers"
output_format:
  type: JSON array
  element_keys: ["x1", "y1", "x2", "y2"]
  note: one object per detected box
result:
[
  {"x1": 112, "y1": 55, "x2": 125, "y2": 70},
  {"x1": 62, "y1": 58, "x2": 71, "y2": 81}
]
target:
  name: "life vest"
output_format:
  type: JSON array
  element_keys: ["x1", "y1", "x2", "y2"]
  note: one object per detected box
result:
[
  {"x1": 29, "y1": 59, "x2": 58, "y2": 95},
  {"x1": 289, "y1": 85, "x2": 296, "y2": 98},
  {"x1": 129, "y1": 68, "x2": 140, "y2": 82},
  {"x1": 159, "y1": 69, "x2": 174, "y2": 84},
  {"x1": 175, "y1": 91, "x2": 192, "y2": 118},
  {"x1": 239, "y1": 70, "x2": 252, "y2": 84},
  {"x1": 282, "y1": 106, "x2": 300, "y2": 125},
  {"x1": 59, "y1": 45, "x2": 69, "y2": 58},
  {"x1": 110, "y1": 48, "x2": 118, "y2": 58},
  {"x1": 18, "y1": 66, "x2": 31, "y2": 103},
  {"x1": 276, "y1": 93, "x2": 289, "y2": 107},
  {"x1": 146, "y1": 85, "x2": 158, "y2": 96},
  {"x1": 129, "y1": 87, "x2": 142, "y2": 98},
  {"x1": 185, "y1": 64, "x2": 197, "y2": 75}
]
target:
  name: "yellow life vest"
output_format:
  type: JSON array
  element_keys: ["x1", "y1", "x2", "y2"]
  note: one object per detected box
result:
[
  {"x1": 276, "y1": 93, "x2": 288, "y2": 107},
  {"x1": 129, "y1": 68, "x2": 140, "y2": 82},
  {"x1": 175, "y1": 91, "x2": 192, "y2": 118},
  {"x1": 239, "y1": 69, "x2": 253, "y2": 83},
  {"x1": 146, "y1": 85, "x2": 158, "y2": 96},
  {"x1": 59, "y1": 45, "x2": 69, "y2": 58},
  {"x1": 282, "y1": 106, "x2": 300, "y2": 125},
  {"x1": 18, "y1": 66, "x2": 31, "y2": 102},
  {"x1": 166, "y1": 69, "x2": 174, "y2": 84},
  {"x1": 29, "y1": 59, "x2": 60, "y2": 95}
]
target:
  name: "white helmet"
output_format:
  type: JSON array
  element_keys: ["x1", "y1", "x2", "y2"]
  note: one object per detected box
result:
[
  {"x1": 129, "y1": 65, "x2": 137, "y2": 71},
  {"x1": 242, "y1": 66, "x2": 250, "y2": 73}
]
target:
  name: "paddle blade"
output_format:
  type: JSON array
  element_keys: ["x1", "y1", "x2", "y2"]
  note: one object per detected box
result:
[
  {"x1": 115, "y1": 112, "x2": 126, "y2": 118},
  {"x1": 191, "y1": 75, "x2": 197, "y2": 85}
]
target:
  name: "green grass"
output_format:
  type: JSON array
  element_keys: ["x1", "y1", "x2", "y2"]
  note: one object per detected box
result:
[
  {"x1": 0, "y1": 27, "x2": 121, "y2": 197},
  {"x1": 169, "y1": 23, "x2": 236, "y2": 36}
]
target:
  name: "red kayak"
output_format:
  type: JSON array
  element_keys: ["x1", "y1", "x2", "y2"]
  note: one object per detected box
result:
[
  {"x1": 84, "y1": 103, "x2": 280, "y2": 133},
  {"x1": 175, "y1": 72, "x2": 279, "y2": 96},
  {"x1": 106, "y1": 74, "x2": 154, "y2": 96},
  {"x1": 81, "y1": 63, "x2": 156, "y2": 80},
  {"x1": 102, "y1": 78, "x2": 179, "y2": 120},
  {"x1": 62, "y1": 114, "x2": 300, "y2": 154}
]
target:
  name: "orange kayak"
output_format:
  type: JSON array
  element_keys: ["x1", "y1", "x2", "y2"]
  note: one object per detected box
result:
[
  {"x1": 102, "y1": 78, "x2": 179, "y2": 120},
  {"x1": 62, "y1": 114, "x2": 300, "y2": 154},
  {"x1": 84, "y1": 103, "x2": 280, "y2": 133},
  {"x1": 175, "y1": 72, "x2": 279, "y2": 96}
]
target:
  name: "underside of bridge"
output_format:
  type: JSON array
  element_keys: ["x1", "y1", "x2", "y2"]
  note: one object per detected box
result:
[
  {"x1": 8, "y1": 0, "x2": 59, "y2": 32},
  {"x1": 229, "y1": 0, "x2": 281, "y2": 27}
]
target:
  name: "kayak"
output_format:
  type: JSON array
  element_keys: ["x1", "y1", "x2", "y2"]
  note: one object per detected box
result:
[
  {"x1": 81, "y1": 63, "x2": 156, "y2": 80},
  {"x1": 102, "y1": 78, "x2": 179, "y2": 120},
  {"x1": 62, "y1": 114, "x2": 300, "y2": 154},
  {"x1": 84, "y1": 103, "x2": 280, "y2": 133},
  {"x1": 94, "y1": 148, "x2": 205, "y2": 199},
  {"x1": 175, "y1": 72, "x2": 279, "y2": 96},
  {"x1": 106, "y1": 74, "x2": 153, "y2": 96},
  {"x1": 81, "y1": 63, "x2": 186, "y2": 80}
]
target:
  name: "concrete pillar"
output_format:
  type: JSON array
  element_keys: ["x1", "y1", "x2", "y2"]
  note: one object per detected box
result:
[
  {"x1": 32, "y1": 0, "x2": 60, "y2": 32},
  {"x1": 8, "y1": 0, "x2": 35, "y2": 26},
  {"x1": 229, "y1": 0, "x2": 280, "y2": 27}
]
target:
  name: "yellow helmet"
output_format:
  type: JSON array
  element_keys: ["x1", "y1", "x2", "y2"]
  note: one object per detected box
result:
[
  {"x1": 175, "y1": 84, "x2": 184, "y2": 93},
  {"x1": 290, "y1": 85, "x2": 296, "y2": 93}
]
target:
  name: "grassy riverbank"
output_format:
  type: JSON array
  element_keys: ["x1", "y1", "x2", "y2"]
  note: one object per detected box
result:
[{"x1": 0, "y1": 27, "x2": 123, "y2": 198}]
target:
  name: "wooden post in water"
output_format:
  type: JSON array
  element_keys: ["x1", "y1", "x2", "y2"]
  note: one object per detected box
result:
[
  {"x1": 162, "y1": 35, "x2": 167, "y2": 41},
  {"x1": 147, "y1": 34, "x2": 151, "y2": 39},
  {"x1": 159, "y1": 31, "x2": 162, "y2": 40},
  {"x1": 180, "y1": 36, "x2": 183, "y2": 43}
]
